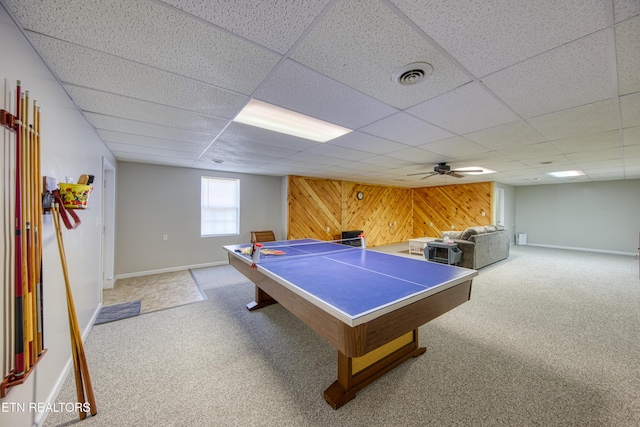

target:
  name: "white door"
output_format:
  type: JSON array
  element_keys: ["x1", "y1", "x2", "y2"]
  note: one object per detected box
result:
[
  {"x1": 101, "y1": 158, "x2": 116, "y2": 290},
  {"x1": 493, "y1": 188, "x2": 504, "y2": 226}
]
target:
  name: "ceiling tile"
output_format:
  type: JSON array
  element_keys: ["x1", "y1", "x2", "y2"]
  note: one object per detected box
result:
[
  {"x1": 337, "y1": 162, "x2": 388, "y2": 172},
  {"x1": 290, "y1": 0, "x2": 471, "y2": 109},
  {"x1": 158, "y1": 0, "x2": 333, "y2": 54},
  {"x1": 4, "y1": 0, "x2": 635, "y2": 188},
  {"x1": 99, "y1": 130, "x2": 207, "y2": 153},
  {"x1": 613, "y1": 0, "x2": 640, "y2": 22},
  {"x1": 27, "y1": 34, "x2": 246, "y2": 119},
  {"x1": 498, "y1": 142, "x2": 563, "y2": 161},
  {"x1": 623, "y1": 126, "x2": 640, "y2": 146},
  {"x1": 385, "y1": 147, "x2": 448, "y2": 164},
  {"x1": 9, "y1": 0, "x2": 281, "y2": 94},
  {"x1": 573, "y1": 158, "x2": 624, "y2": 170},
  {"x1": 551, "y1": 130, "x2": 621, "y2": 153},
  {"x1": 65, "y1": 86, "x2": 229, "y2": 134},
  {"x1": 472, "y1": 161, "x2": 527, "y2": 172},
  {"x1": 624, "y1": 142, "x2": 640, "y2": 156},
  {"x1": 483, "y1": 31, "x2": 614, "y2": 118},
  {"x1": 283, "y1": 151, "x2": 351, "y2": 166},
  {"x1": 526, "y1": 160, "x2": 576, "y2": 173},
  {"x1": 327, "y1": 132, "x2": 409, "y2": 155},
  {"x1": 107, "y1": 143, "x2": 199, "y2": 159},
  {"x1": 406, "y1": 82, "x2": 520, "y2": 134},
  {"x1": 116, "y1": 156, "x2": 194, "y2": 168},
  {"x1": 528, "y1": 100, "x2": 619, "y2": 140},
  {"x1": 360, "y1": 155, "x2": 416, "y2": 168},
  {"x1": 205, "y1": 138, "x2": 299, "y2": 159},
  {"x1": 254, "y1": 60, "x2": 397, "y2": 129},
  {"x1": 217, "y1": 123, "x2": 318, "y2": 152},
  {"x1": 305, "y1": 143, "x2": 376, "y2": 162},
  {"x1": 457, "y1": 151, "x2": 513, "y2": 166},
  {"x1": 420, "y1": 136, "x2": 492, "y2": 158},
  {"x1": 360, "y1": 112, "x2": 454, "y2": 146},
  {"x1": 200, "y1": 151, "x2": 283, "y2": 166},
  {"x1": 620, "y1": 92, "x2": 640, "y2": 128},
  {"x1": 390, "y1": 0, "x2": 607, "y2": 77},
  {"x1": 464, "y1": 121, "x2": 544, "y2": 149},
  {"x1": 615, "y1": 16, "x2": 640, "y2": 95},
  {"x1": 87, "y1": 113, "x2": 216, "y2": 143},
  {"x1": 267, "y1": 156, "x2": 327, "y2": 170},
  {"x1": 565, "y1": 147, "x2": 623, "y2": 162}
]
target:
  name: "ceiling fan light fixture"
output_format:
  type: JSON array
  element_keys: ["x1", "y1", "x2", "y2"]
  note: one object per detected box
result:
[
  {"x1": 455, "y1": 166, "x2": 496, "y2": 175},
  {"x1": 393, "y1": 62, "x2": 433, "y2": 86}
]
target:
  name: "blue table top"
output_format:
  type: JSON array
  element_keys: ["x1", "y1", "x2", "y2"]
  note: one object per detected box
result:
[{"x1": 224, "y1": 239, "x2": 477, "y2": 326}]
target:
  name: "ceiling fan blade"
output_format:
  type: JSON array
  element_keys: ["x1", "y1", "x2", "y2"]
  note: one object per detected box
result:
[
  {"x1": 419, "y1": 172, "x2": 437, "y2": 180},
  {"x1": 407, "y1": 171, "x2": 431, "y2": 176},
  {"x1": 450, "y1": 169, "x2": 483, "y2": 173},
  {"x1": 448, "y1": 172, "x2": 465, "y2": 178}
]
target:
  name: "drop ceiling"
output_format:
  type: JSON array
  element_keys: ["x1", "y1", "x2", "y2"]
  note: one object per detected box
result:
[{"x1": 2, "y1": 0, "x2": 639, "y2": 187}]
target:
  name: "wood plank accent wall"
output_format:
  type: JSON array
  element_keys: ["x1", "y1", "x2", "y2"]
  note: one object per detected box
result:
[
  {"x1": 288, "y1": 176, "x2": 493, "y2": 246},
  {"x1": 342, "y1": 182, "x2": 413, "y2": 247},
  {"x1": 413, "y1": 182, "x2": 494, "y2": 238},
  {"x1": 288, "y1": 176, "x2": 342, "y2": 241}
]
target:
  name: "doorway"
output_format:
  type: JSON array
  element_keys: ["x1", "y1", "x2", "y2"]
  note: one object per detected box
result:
[
  {"x1": 101, "y1": 158, "x2": 116, "y2": 291},
  {"x1": 493, "y1": 187, "x2": 504, "y2": 226}
]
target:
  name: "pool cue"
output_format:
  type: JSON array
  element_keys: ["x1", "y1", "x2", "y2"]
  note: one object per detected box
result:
[
  {"x1": 20, "y1": 89, "x2": 29, "y2": 372},
  {"x1": 3, "y1": 88, "x2": 14, "y2": 380},
  {"x1": 51, "y1": 205, "x2": 86, "y2": 419},
  {"x1": 27, "y1": 120, "x2": 37, "y2": 367},
  {"x1": 23, "y1": 91, "x2": 35, "y2": 369},
  {"x1": 52, "y1": 204, "x2": 97, "y2": 418},
  {"x1": 13, "y1": 82, "x2": 25, "y2": 378},
  {"x1": 34, "y1": 103, "x2": 44, "y2": 355}
]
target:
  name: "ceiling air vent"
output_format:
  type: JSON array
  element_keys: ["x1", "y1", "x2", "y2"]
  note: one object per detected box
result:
[{"x1": 393, "y1": 62, "x2": 433, "y2": 86}]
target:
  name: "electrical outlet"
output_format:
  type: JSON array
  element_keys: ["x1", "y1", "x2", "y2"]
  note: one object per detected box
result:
[
  {"x1": 451, "y1": 225, "x2": 455, "y2": 229},
  {"x1": 429, "y1": 222, "x2": 433, "y2": 227},
  {"x1": 326, "y1": 227, "x2": 330, "y2": 232},
  {"x1": 163, "y1": 235, "x2": 168, "y2": 241}
]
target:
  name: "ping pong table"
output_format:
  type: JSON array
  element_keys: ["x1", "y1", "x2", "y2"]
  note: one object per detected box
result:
[{"x1": 223, "y1": 239, "x2": 477, "y2": 409}]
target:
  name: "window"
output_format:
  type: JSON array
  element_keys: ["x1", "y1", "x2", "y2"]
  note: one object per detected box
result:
[{"x1": 201, "y1": 177, "x2": 239, "y2": 236}]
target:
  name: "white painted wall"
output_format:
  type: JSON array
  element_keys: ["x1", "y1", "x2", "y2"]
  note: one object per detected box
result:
[
  {"x1": 0, "y1": 6, "x2": 116, "y2": 426},
  {"x1": 115, "y1": 162, "x2": 284, "y2": 276},
  {"x1": 515, "y1": 180, "x2": 640, "y2": 254}
]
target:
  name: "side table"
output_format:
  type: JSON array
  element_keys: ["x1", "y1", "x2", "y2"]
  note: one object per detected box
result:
[{"x1": 426, "y1": 241, "x2": 463, "y2": 265}]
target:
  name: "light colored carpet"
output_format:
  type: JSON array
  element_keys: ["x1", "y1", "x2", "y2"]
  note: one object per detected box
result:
[{"x1": 44, "y1": 245, "x2": 639, "y2": 426}]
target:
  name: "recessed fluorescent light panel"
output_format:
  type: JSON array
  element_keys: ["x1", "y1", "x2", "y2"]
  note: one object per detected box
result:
[
  {"x1": 233, "y1": 99, "x2": 352, "y2": 143},
  {"x1": 547, "y1": 170, "x2": 585, "y2": 178},
  {"x1": 455, "y1": 167, "x2": 496, "y2": 175}
]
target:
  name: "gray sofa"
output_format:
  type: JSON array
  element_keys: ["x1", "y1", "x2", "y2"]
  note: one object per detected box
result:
[{"x1": 437, "y1": 225, "x2": 510, "y2": 269}]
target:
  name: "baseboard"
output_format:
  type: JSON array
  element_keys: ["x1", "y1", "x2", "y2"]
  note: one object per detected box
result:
[
  {"x1": 115, "y1": 261, "x2": 228, "y2": 280},
  {"x1": 525, "y1": 243, "x2": 637, "y2": 257},
  {"x1": 35, "y1": 304, "x2": 101, "y2": 427}
]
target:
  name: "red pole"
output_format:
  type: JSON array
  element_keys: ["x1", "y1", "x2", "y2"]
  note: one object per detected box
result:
[{"x1": 14, "y1": 81, "x2": 25, "y2": 378}]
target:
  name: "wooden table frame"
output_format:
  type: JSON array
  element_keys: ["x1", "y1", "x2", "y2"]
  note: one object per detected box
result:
[{"x1": 228, "y1": 254, "x2": 473, "y2": 409}]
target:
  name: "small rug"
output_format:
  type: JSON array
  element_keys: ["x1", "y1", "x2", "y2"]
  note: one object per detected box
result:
[{"x1": 95, "y1": 300, "x2": 141, "y2": 324}]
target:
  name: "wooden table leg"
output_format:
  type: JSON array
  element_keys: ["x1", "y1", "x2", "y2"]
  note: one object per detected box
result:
[
  {"x1": 323, "y1": 330, "x2": 426, "y2": 409},
  {"x1": 246, "y1": 285, "x2": 277, "y2": 311}
]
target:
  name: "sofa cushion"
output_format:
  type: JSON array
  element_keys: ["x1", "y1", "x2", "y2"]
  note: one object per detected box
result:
[
  {"x1": 495, "y1": 224, "x2": 505, "y2": 231},
  {"x1": 483, "y1": 225, "x2": 497, "y2": 233},
  {"x1": 460, "y1": 226, "x2": 486, "y2": 240},
  {"x1": 441, "y1": 231, "x2": 463, "y2": 239}
]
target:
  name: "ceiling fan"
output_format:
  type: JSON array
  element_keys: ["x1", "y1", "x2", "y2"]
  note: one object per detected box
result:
[{"x1": 407, "y1": 163, "x2": 483, "y2": 179}]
